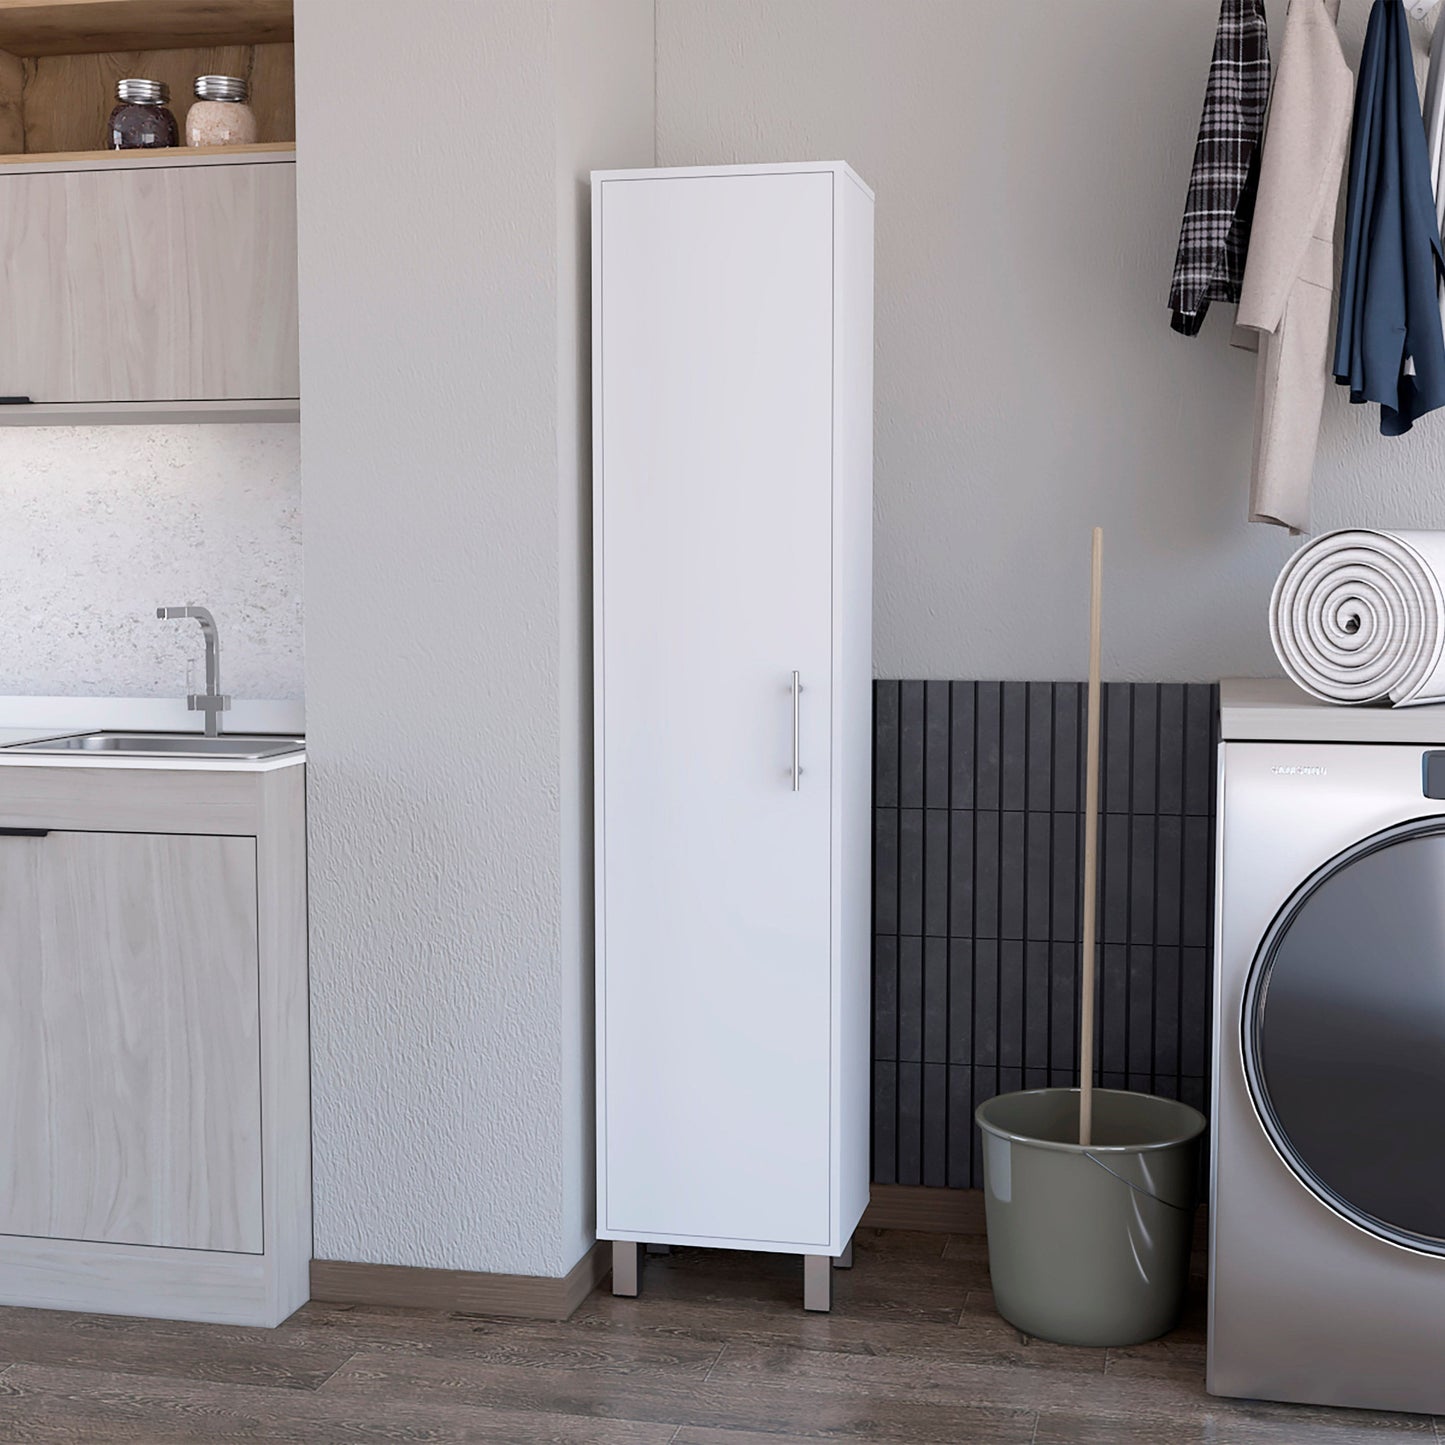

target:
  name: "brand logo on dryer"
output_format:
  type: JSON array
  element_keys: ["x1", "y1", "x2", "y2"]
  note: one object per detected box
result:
[{"x1": 1270, "y1": 765, "x2": 1328, "y2": 777}]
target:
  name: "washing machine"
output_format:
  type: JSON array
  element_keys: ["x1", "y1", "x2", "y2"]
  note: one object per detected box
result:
[{"x1": 1211, "y1": 679, "x2": 1445, "y2": 1414}]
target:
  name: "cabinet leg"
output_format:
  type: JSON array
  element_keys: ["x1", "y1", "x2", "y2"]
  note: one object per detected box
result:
[
  {"x1": 803, "y1": 1253, "x2": 833, "y2": 1312},
  {"x1": 833, "y1": 1238, "x2": 854, "y2": 1269},
  {"x1": 612, "y1": 1240, "x2": 641, "y2": 1297}
]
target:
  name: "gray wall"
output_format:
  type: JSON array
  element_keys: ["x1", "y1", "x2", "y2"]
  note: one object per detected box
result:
[
  {"x1": 656, "y1": 0, "x2": 1445, "y2": 683},
  {"x1": 0, "y1": 424, "x2": 300, "y2": 699},
  {"x1": 295, "y1": 0, "x2": 651, "y2": 1278},
  {"x1": 554, "y1": 0, "x2": 657, "y2": 1274}
]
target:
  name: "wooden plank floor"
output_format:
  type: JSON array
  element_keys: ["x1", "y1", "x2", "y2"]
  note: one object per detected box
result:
[{"x1": 0, "y1": 1228, "x2": 1434, "y2": 1442}]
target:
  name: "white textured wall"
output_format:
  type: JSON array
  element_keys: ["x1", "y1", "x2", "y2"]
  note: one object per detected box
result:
[
  {"x1": 554, "y1": 0, "x2": 657, "y2": 1269},
  {"x1": 295, "y1": 0, "x2": 651, "y2": 1277},
  {"x1": 657, "y1": 0, "x2": 1445, "y2": 683},
  {"x1": 0, "y1": 424, "x2": 301, "y2": 698}
]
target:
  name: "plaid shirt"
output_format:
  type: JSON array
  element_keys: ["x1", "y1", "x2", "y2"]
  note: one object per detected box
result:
[{"x1": 1169, "y1": 0, "x2": 1271, "y2": 336}]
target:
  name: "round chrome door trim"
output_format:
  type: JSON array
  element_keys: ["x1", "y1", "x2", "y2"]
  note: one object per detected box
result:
[{"x1": 1241, "y1": 815, "x2": 1445, "y2": 1258}]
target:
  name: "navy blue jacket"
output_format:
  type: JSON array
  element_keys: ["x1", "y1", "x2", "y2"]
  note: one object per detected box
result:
[{"x1": 1333, "y1": 0, "x2": 1445, "y2": 436}]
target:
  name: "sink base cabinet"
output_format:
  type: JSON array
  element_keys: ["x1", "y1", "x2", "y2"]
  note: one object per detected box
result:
[
  {"x1": 0, "y1": 764, "x2": 309, "y2": 1327},
  {"x1": 0, "y1": 832, "x2": 263, "y2": 1253}
]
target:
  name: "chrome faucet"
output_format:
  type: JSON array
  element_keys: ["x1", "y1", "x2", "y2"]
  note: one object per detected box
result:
[{"x1": 157, "y1": 605, "x2": 231, "y2": 737}]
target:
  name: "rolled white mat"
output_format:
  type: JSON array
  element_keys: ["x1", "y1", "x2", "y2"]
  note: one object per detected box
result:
[{"x1": 1270, "y1": 530, "x2": 1445, "y2": 707}]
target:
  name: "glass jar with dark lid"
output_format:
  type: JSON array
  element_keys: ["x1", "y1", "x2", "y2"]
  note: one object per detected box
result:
[{"x1": 108, "y1": 79, "x2": 178, "y2": 150}]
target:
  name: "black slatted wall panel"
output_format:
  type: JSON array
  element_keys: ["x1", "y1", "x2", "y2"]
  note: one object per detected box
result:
[{"x1": 871, "y1": 681, "x2": 1220, "y2": 1188}]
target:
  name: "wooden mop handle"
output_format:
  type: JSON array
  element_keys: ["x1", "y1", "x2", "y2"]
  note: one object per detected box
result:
[{"x1": 1079, "y1": 528, "x2": 1103, "y2": 1148}]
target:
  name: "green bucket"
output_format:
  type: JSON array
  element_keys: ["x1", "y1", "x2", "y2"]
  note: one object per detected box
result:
[{"x1": 975, "y1": 1087, "x2": 1207, "y2": 1347}]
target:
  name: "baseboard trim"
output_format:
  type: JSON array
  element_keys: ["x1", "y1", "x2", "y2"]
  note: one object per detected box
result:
[
  {"x1": 310, "y1": 1240, "x2": 610, "y2": 1321},
  {"x1": 860, "y1": 1184, "x2": 986, "y2": 1234},
  {"x1": 561, "y1": 1238, "x2": 613, "y2": 1316}
]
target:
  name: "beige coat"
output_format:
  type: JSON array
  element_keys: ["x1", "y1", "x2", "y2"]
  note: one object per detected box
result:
[{"x1": 1236, "y1": 0, "x2": 1353, "y2": 535}]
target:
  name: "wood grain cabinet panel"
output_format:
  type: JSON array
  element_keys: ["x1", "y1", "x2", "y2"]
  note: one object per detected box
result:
[
  {"x1": 0, "y1": 158, "x2": 298, "y2": 404},
  {"x1": 0, "y1": 831, "x2": 263, "y2": 1254}
]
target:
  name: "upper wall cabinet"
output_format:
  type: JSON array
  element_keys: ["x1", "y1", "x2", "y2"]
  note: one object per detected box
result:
[
  {"x1": 0, "y1": 0, "x2": 296, "y2": 422},
  {"x1": 0, "y1": 150, "x2": 298, "y2": 418}
]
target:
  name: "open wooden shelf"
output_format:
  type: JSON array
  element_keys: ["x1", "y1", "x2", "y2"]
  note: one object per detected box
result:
[
  {"x1": 0, "y1": 1, "x2": 292, "y2": 57},
  {"x1": 0, "y1": 1, "x2": 295, "y2": 160},
  {"x1": 0, "y1": 138, "x2": 291, "y2": 164}
]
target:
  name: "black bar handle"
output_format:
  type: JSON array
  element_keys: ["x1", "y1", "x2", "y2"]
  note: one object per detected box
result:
[
  {"x1": 0, "y1": 396, "x2": 33, "y2": 405},
  {"x1": 0, "y1": 828, "x2": 48, "y2": 837}
]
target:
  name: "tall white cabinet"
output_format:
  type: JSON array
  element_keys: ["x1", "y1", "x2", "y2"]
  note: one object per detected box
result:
[{"x1": 592, "y1": 161, "x2": 873, "y2": 1311}]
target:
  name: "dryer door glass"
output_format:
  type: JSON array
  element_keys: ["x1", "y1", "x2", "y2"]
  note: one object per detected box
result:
[{"x1": 1244, "y1": 819, "x2": 1445, "y2": 1253}]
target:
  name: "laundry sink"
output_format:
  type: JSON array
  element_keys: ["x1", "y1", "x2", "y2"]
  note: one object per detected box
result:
[{"x1": 3, "y1": 732, "x2": 305, "y2": 760}]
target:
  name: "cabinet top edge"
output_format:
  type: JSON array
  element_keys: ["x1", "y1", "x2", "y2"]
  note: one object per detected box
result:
[
  {"x1": 592, "y1": 161, "x2": 874, "y2": 202},
  {"x1": 0, "y1": 753, "x2": 305, "y2": 774},
  {"x1": 0, "y1": 144, "x2": 296, "y2": 176}
]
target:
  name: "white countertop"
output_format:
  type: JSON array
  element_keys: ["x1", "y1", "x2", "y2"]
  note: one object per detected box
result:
[
  {"x1": 0, "y1": 732, "x2": 305, "y2": 773},
  {"x1": 1221, "y1": 678, "x2": 1445, "y2": 745},
  {"x1": 0, "y1": 698, "x2": 306, "y2": 773}
]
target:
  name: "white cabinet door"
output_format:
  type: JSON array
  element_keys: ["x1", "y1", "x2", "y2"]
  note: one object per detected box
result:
[
  {"x1": 0, "y1": 831, "x2": 262, "y2": 1253},
  {"x1": 597, "y1": 171, "x2": 836, "y2": 1247},
  {"x1": 0, "y1": 160, "x2": 298, "y2": 403}
]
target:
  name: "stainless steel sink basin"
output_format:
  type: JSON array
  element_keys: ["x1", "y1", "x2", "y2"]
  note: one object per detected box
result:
[{"x1": 3, "y1": 732, "x2": 305, "y2": 760}]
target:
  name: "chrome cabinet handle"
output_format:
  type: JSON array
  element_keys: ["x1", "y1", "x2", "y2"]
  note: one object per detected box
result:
[{"x1": 792, "y1": 670, "x2": 802, "y2": 791}]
